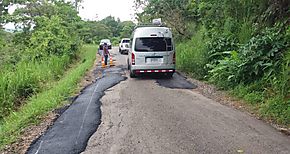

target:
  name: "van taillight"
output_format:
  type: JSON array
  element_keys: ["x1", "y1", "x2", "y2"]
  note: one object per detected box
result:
[
  {"x1": 173, "y1": 52, "x2": 176, "y2": 64},
  {"x1": 132, "y1": 53, "x2": 135, "y2": 65}
]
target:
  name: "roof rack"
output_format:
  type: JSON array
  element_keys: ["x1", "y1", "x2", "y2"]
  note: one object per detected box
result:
[{"x1": 134, "y1": 23, "x2": 167, "y2": 29}]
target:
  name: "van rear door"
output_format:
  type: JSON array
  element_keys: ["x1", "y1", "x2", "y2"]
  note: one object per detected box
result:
[{"x1": 134, "y1": 37, "x2": 173, "y2": 66}]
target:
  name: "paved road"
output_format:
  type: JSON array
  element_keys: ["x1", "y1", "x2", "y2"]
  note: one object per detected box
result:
[
  {"x1": 27, "y1": 47, "x2": 290, "y2": 154},
  {"x1": 27, "y1": 48, "x2": 127, "y2": 154},
  {"x1": 83, "y1": 48, "x2": 290, "y2": 154}
]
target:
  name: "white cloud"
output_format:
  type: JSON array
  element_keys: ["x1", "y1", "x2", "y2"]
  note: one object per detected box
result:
[{"x1": 78, "y1": 0, "x2": 136, "y2": 21}]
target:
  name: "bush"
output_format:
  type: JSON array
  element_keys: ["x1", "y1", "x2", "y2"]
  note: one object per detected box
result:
[
  {"x1": 208, "y1": 50, "x2": 241, "y2": 88},
  {"x1": 237, "y1": 25, "x2": 288, "y2": 83},
  {"x1": 207, "y1": 34, "x2": 238, "y2": 66},
  {"x1": 208, "y1": 24, "x2": 288, "y2": 88},
  {"x1": 111, "y1": 37, "x2": 121, "y2": 46},
  {"x1": 26, "y1": 16, "x2": 80, "y2": 59},
  {"x1": 176, "y1": 27, "x2": 209, "y2": 79}
]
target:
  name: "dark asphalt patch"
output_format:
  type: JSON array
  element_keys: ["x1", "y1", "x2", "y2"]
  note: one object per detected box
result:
[
  {"x1": 156, "y1": 73, "x2": 197, "y2": 89},
  {"x1": 27, "y1": 67, "x2": 127, "y2": 154}
]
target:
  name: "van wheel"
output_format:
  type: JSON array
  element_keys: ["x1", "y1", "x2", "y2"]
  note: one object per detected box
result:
[
  {"x1": 165, "y1": 73, "x2": 173, "y2": 79},
  {"x1": 127, "y1": 60, "x2": 130, "y2": 70},
  {"x1": 130, "y1": 69, "x2": 136, "y2": 78}
]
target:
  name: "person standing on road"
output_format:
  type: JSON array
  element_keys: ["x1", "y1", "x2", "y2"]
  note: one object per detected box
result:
[{"x1": 103, "y1": 42, "x2": 110, "y2": 65}]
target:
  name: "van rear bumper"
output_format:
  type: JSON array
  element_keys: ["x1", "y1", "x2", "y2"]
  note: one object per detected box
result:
[
  {"x1": 131, "y1": 65, "x2": 175, "y2": 75},
  {"x1": 134, "y1": 69, "x2": 175, "y2": 74},
  {"x1": 131, "y1": 65, "x2": 175, "y2": 71}
]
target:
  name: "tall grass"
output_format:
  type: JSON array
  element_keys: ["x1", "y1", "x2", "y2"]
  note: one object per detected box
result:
[
  {"x1": 0, "y1": 45, "x2": 97, "y2": 148},
  {"x1": 176, "y1": 27, "x2": 209, "y2": 79},
  {"x1": 0, "y1": 55, "x2": 71, "y2": 119}
]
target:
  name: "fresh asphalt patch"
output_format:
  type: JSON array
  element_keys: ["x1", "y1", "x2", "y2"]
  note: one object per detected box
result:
[
  {"x1": 27, "y1": 66, "x2": 127, "y2": 154},
  {"x1": 156, "y1": 73, "x2": 197, "y2": 89}
]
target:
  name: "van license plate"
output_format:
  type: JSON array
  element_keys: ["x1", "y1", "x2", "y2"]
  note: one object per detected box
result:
[{"x1": 147, "y1": 58, "x2": 163, "y2": 63}]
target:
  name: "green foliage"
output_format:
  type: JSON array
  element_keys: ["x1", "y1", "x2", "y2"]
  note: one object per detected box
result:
[
  {"x1": 176, "y1": 27, "x2": 209, "y2": 79},
  {"x1": 0, "y1": 55, "x2": 71, "y2": 119},
  {"x1": 111, "y1": 37, "x2": 121, "y2": 46},
  {"x1": 80, "y1": 21, "x2": 112, "y2": 44},
  {"x1": 80, "y1": 19, "x2": 135, "y2": 44},
  {"x1": 27, "y1": 16, "x2": 72, "y2": 59},
  {"x1": 100, "y1": 16, "x2": 122, "y2": 37},
  {"x1": 208, "y1": 51, "x2": 241, "y2": 88},
  {"x1": 0, "y1": 45, "x2": 97, "y2": 149},
  {"x1": 237, "y1": 25, "x2": 287, "y2": 82},
  {"x1": 260, "y1": 97, "x2": 290, "y2": 125},
  {"x1": 209, "y1": 25, "x2": 288, "y2": 86},
  {"x1": 266, "y1": 46, "x2": 290, "y2": 98},
  {"x1": 207, "y1": 35, "x2": 238, "y2": 65},
  {"x1": 0, "y1": 30, "x2": 22, "y2": 67},
  {"x1": 0, "y1": 0, "x2": 83, "y2": 120},
  {"x1": 237, "y1": 21, "x2": 253, "y2": 44},
  {"x1": 120, "y1": 21, "x2": 135, "y2": 38}
]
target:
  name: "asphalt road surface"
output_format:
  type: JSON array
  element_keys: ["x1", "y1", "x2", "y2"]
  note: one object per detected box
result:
[
  {"x1": 28, "y1": 47, "x2": 290, "y2": 154},
  {"x1": 83, "y1": 48, "x2": 290, "y2": 154}
]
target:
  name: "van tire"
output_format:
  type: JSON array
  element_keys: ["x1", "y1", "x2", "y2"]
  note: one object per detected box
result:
[
  {"x1": 130, "y1": 72, "x2": 136, "y2": 78},
  {"x1": 130, "y1": 69, "x2": 136, "y2": 78},
  {"x1": 165, "y1": 73, "x2": 173, "y2": 78}
]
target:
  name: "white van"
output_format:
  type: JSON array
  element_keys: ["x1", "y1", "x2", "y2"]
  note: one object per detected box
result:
[{"x1": 127, "y1": 25, "x2": 175, "y2": 78}]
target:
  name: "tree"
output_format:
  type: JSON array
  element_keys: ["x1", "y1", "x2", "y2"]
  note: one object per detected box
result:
[
  {"x1": 80, "y1": 21, "x2": 112, "y2": 44},
  {"x1": 100, "y1": 16, "x2": 122, "y2": 37},
  {"x1": 134, "y1": 0, "x2": 198, "y2": 38},
  {"x1": 0, "y1": 0, "x2": 32, "y2": 28},
  {"x1": 120, "y1": 21, "x2": 135, "y2": 38}
]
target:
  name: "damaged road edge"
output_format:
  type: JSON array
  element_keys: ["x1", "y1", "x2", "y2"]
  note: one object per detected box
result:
[{"x1": 27, "y1": 66, "x2": 127, "y2": 154}]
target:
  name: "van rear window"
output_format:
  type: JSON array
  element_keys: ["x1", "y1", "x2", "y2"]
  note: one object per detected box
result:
[
  {"x1": 122, "y1": 40, "x2": 130, "y2": 43},
  {"x1": 135, "y1": 37, "x2": 172, "y2": 52}
]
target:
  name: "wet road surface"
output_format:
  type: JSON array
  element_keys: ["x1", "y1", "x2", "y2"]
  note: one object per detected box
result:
[{"x1": 28, "y1": 47, "x2": 290, "y2": 154}]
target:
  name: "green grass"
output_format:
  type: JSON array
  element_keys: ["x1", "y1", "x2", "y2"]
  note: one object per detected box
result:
[
  {"x1": 176, "y1": 27, "x2": 209, "y2": 80},
  {"x1": 231, "y1": 84, "x2": 289, "y2": 125},
  {"x1": 0, "y1": 55, "x2": 72, "y2": 119},
  {"x1": 0, "y1": 45, "x2": 97, "y2": 149},
  {"x1": 260, "y1": 97, "x2": 290, "y2": 125}
]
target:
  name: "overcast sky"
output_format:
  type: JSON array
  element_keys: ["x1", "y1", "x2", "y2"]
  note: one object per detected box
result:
[
  {"x1": 4, "y1": 0, "x2": 136, "y2": 29},
  {"x1": 78, "y1": 0, "x2": 135, "y2": 21}
]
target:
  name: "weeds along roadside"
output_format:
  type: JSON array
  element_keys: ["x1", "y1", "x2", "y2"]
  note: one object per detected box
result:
[
  {"x1": 0, "y1": 45, "x2": 98, "y2": 149},
  {"x1": 176, "y1": 25, "x2": 290, "y2": 126}
]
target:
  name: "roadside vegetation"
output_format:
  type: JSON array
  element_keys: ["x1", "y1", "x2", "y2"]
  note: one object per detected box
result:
[
  {"x1": 0, "y1": 45, "x2": 97, "y2": 148},
  {"x1": 81, "y1": 16, "x2": 135, "y2": 45},
  {"x1": 135, "y1": 0, "x2": 290, "y2": 125}
]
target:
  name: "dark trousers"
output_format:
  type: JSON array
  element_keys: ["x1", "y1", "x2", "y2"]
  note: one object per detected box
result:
[{"x1": 104, "y1": 55, "x2": 108, "y2": 65}]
